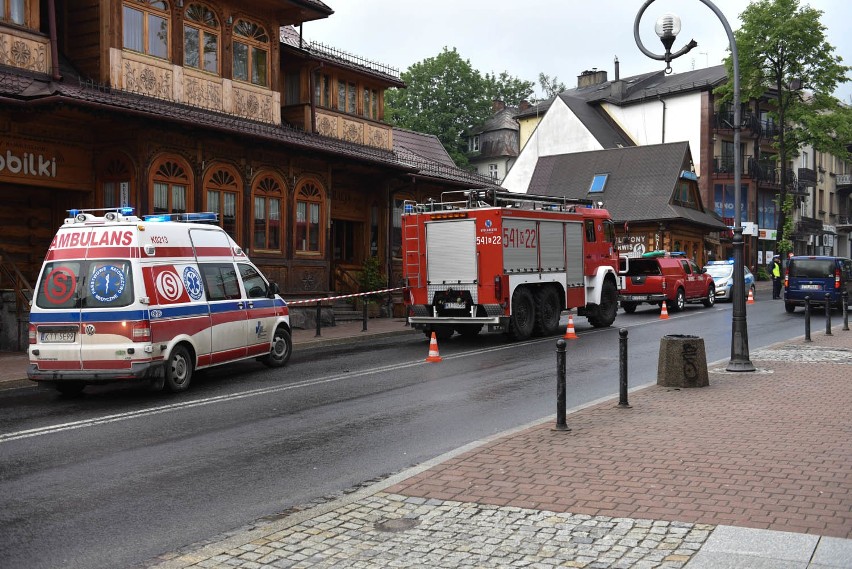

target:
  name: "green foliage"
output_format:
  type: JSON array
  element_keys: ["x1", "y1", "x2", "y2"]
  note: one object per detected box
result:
[
  {"x1": 538, "y1": 73, "x2": 567, "y2": 98},
  {"x1": 755, "y1": 266, "x2": 771, "y2": 282},
  {"x1": 358, "y1": 256, "x2": 385, "y2": 299},
  {"x1": 385, "y1": 47, "x2": 534, "y2": 166},
  {"x1": 776, "y1": 193, "x2": 795, "y2": 254}
]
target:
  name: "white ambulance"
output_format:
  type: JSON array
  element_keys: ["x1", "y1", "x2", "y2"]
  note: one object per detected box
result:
[{"x1": 28, "y1": 208, "x2": 292, "y2": 395}]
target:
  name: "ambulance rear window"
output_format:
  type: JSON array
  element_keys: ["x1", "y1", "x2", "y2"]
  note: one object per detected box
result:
[{"x1": 36, "y1": 260, "x2": 134, "y2": 309}]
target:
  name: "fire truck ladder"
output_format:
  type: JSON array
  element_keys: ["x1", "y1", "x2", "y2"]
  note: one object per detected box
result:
[
  {"x1": 402, "y1": 205, "x2": 422, "y2": 288},
  {"x1": 437, "y1": 189, "x2": 595, "y2": 212}
]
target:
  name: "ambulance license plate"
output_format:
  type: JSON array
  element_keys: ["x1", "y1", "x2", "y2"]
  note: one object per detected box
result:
[{"x1": 41, "y1": 330, "x2": 77, "y2": 343}]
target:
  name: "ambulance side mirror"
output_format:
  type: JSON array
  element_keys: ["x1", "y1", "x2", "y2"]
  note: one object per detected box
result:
[{"x1": 267, "y1": 282, "x2": 280, "y2": 298}]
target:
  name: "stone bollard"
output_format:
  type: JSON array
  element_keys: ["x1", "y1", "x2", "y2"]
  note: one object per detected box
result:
[{"x1": 657, "y1": 334, "x2": 709, "y2": 388}]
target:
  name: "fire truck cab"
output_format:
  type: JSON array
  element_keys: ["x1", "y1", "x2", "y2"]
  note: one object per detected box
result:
[{"x1": 402, "y1": 190, "x2": 621, "y2": 341}]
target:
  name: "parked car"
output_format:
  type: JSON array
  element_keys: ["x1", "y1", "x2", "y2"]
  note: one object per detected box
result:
[
  {"x1": 618, "y1": 251, "x2": 715, "y2": 313},
  {"x1": 784, "y1": 256, "x2": 852, "y2": 313},
  {"x1": 703, "y1": 260, "x2": 756, "y2": 302}
]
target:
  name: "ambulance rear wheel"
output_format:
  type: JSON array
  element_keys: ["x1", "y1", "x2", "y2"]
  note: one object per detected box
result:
[
  {"x1": 164, "y1": 345, "x2": 193, "y2": 393},
  {"x1": 508, "y1": 287, "x2": 535, "y2": 341},
  {"x1": 262, "y1": 328, "x2": 292, "y2": 368},
  {"x1": 534, "y1": 286, "x2": 562, "y2": 336}
]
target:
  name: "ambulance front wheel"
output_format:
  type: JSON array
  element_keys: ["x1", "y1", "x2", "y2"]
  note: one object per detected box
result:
[
  {"x1": 262, "y1": 327, "x2": 292, "y2": 368},
  {"x1": 164, "y1": 344, "x2": 193, "y2": 393}
]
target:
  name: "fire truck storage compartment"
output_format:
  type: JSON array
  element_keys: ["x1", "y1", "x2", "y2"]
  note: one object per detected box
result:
[
  {"x1": 564, "y1": 222, "x2": 584, "y2": 287},
  {"x1": 426, "y1": 219, "x2": 477, "y2": 303}
]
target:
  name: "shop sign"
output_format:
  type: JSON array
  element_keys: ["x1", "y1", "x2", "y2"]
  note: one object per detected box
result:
[
  {"x1": 617, "y1": 233, "x2": 648, "y2": 258},
  {"x1": 758, "y1": 228, "x2": 777, "y2": 240},
  {"x1": 0, "y1": 138, "x2": 91, "y2": 190}
]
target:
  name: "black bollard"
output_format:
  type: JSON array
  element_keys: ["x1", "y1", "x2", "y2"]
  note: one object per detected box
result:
[
  {"x1": 804, "y1": 296, "x2": 811, "y2": 342},
  {"x1": 554, "y1": 339, "x2": 570, "y2": 431},
  {"x1": 825, "y1": 293, "x2": 832, "y2": 336},
  {"x1": 843, "y1": 291, "x2": 849, "y2": 332},
  {"x1": 618, "y1": 329, "x2": 631, "y2": 408},
  {"x1": 315, "y1": 300, "x2": 322, "y2": 337},
  {"x1": 362, "y1": 298, "x2": 368, "y2": 332}
]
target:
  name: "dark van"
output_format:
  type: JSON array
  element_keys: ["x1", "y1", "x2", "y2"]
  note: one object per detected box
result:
[{"x1": 784, "y1": 256, "x2": 852, "y2": 313}]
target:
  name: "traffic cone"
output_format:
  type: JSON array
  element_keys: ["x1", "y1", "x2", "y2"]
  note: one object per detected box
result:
[
  {"x1": 563, "y1": 314, "x2": 578, "y2": 339},
  {"x1": 747, "y1": 288, "x2": 755, "y2": 304},
  {"x1": 660, "y1": 301, "x2": 670, "y2": 319},
  {"x1": 425, "y1": 332, "x2": 442, "y2": 362}
]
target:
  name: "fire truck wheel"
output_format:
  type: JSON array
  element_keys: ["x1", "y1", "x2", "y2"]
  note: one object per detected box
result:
[
  {"x1": 534, "y1": 287, "x2": 562, "y2": 336},
  {"x1": 164, "y1": 345, "x2": 193, "y2": 393},
  {"x1": 587, "y1": 279, "x2": 618, "y2": 328},
  {"x1": 508, "y1": 287, "x2": 536, "y2": 340},
  {"x1": 262, "y1": 327, "x2": 292, "y2": 368},
  {"x1": 671, "y1": 288, "x2": 686, "y2": 312},
  {"x1": 455, "y1": 324, "x2": 483, "y2": 338}
]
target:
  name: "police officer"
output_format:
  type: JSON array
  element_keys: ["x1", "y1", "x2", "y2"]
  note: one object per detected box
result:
[{"x1": 771, "y1": 255, "x2": 782, "y2": 299}]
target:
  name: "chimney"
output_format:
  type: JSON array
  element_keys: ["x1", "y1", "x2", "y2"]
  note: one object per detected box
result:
[
  {"x1": 577, "y1": 68, "x2": 608, "y2": 89},
  {"x1": 492, "y1": 99, "x2": 506, "y2": 113},
  {"x1": 518, "y1": 100, "x2": 531, "y2": 111},
  {"x1": 611, "y1": 56, "x2": 625, "y2": 99},
  {"x1": 614, "y1": 56, "x2": 620, "y2": 81}
]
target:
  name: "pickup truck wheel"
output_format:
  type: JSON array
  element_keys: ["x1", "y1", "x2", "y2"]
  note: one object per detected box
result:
[
  {"x1": 534, "y1": 286, "x2": 562, "y2": 336},
  {"x1": 508, "y1": 287, "x2": 535, "y2": 340},
  {"x1": 621, "y1": 301, "x2": 637, "y2": 314},
  {"x1": 261, "y1": 327, "x2": 292, "y2": 368},
  {"x1": 785, "y1": 302, "x2": 796, "y2": 313},
  {"x1": 702, "y1": 286, "x2": 716, "y2": 307},
  {"x1": 587, "y1": 279, "x2": 618, "y2": 328},
  {"x1": 164, "y1": 345, "x2": 193, "y2": 393},
  {"x1": 671, "y1": 288, "x2": 686, "y2": 312}
]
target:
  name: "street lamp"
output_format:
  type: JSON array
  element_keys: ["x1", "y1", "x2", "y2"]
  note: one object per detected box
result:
[{"x1": 634, "y1": 0, "x2": 754, "y2": 372}]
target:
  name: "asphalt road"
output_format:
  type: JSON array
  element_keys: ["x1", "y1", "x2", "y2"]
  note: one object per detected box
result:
[{"x1": 0, "y1": 298, "x2": 817, "y2": 569}]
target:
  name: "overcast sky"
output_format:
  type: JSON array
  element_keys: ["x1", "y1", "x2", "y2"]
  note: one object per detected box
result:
[{"x1": 301, "y1": 0, "x2": 852, "y2": 104}]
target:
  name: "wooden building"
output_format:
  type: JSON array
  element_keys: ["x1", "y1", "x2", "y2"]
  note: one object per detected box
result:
[{"x1": 0, "y1": 0, "x2": 495, "y2": 351}]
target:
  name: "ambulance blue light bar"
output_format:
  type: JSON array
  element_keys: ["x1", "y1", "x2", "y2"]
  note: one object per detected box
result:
[{"x1": 143, "y1": 212, "x2": 219, "y2": 224}]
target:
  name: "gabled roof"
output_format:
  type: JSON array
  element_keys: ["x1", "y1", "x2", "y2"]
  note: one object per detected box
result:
[
  {"x1": 558, "y1": 95, "x2": 633, "y2": 149},
  {"x1": 393, "y1": 128, "x2": 457, "y2": 168},
  {"x1": 393, "y1": 127, "x2": 500, "y2": 188},
  {"x1": 469, "y1": 108, "x2": 519, "y2": 136},
  {"x1": 528, "y1": 142, "x2": 725, "y2": 229}
]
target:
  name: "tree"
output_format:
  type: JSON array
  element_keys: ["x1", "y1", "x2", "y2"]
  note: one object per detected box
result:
[
  {"x1": 715, "y1": 0, "x2": 850, "y2": 253},
  {"x1": 385, "y1": 47, "x2": 533, "y2": 167},
  {"x1": 538, "y1": 73, "x2": 567, "y2": 99}
]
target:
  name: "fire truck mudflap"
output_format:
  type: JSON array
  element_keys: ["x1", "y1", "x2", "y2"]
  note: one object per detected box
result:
[{"x1": 403, "y1": 190, "x2": 621, "y2": 341}]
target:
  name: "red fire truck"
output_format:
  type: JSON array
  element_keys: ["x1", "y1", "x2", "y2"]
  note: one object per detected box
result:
[{"x1": 402, "y1": 189, "x2": 621, "y2": 341}]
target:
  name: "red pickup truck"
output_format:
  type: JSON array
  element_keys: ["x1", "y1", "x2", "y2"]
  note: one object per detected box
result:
[{"x1": 618, "y1": 252, "x2": 716, "y2": 312}]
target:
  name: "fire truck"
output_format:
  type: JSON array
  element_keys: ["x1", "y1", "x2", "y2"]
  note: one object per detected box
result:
[{"x1": 402, "y1": 189, "x2": 621, "y2": 341}]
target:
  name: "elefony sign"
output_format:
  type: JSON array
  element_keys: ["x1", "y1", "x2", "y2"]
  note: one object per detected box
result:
[{"x1": 0, "y1": 137, "x2": 91, "y2": 190}]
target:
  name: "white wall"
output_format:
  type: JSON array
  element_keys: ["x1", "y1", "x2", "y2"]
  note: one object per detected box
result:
[
  {"x1": 602, "y1": 92, "x2": 703, "y2": 170},
  {"x1": 502, "y1": 99, "x2": 605, "y2": 193}
]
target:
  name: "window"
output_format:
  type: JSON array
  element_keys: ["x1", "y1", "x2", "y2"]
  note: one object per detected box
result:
[
  {"x1": 233, "y1": 19, "x2": 268, "y2": 87},
  {"x1": 314, "y1": 73, "x2": 331, "y2": 107},
  {"x1": 100, "y1": 156, "x2": 133, "y2": 209},
  {"x1": 673, "y1": 181, "x2": 698, "y2": 208},
  {"x1": 1, "y1": 0, "x2": 25, "y2": 25},
  {"x1": 489, "y1": 164, "x2": 498, "y2": 180},
  {"x1": 589, "y1": 173, "x2": 608, "y2": 193},
  {"x1": 200, "y1": 263, "x2": 240, "y2": 300},
  {"x1": 337, "y1": 80, "x2": 356, "y2": 113},
  {"x1": 151, "y1": 158, "x2": 191, "y2": 214},
  {"x1": 184, "y1": 3, "x2": 219, "y2": 74},
  {"x1": 469, "y1": 135, "x2": 479, "y2": 152},
  {"x1": 362, "y1": 88, "x2": 379, "y2": 119},
  {"x1": 584, "y1": 219, "x2": 596, "y2": 242},
  {"x1": 253, "y1": 174, "x2": 284, "y2": 252},
  {"x1": 285, "y1": 71, "x2": 300, "y2": 105},
  {"x1": 123, "y1": 0, "x2": 169, "y2": 60},
  {"x1": 295, "y1": 181, "x2": 324, "y2": 254},
  {"x1": 204, "y1": 166, "x2": 240, "y2": 240},
  {"x1": 238, "y1": 264, "x2": 268, "y2": 298}
]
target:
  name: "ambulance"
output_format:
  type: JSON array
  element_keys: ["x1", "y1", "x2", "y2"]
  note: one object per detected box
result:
[{"x1": 27, "y1": 208, "x2": 292, "y2": 395}]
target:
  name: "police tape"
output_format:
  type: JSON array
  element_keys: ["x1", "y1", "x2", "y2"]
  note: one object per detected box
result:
[{"x1": 285, "y1": 287, "x2": 404, "y2": 306}]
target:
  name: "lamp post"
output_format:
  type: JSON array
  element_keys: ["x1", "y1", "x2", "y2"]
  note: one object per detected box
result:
[{"x1": 634, "y1": 0, "x2": 754, "y2": 372}]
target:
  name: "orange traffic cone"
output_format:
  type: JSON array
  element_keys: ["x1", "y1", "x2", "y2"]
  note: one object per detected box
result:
[
  {"x1": 563, "y1": 314, "x2": 578, "y2": 339},
  {"x1": 425, "y1": 332, "x2": 442, "y2": 362},
  {"x1": 747, "y1": 288, "x2": 755, "y2": 304},
  {"x1": 660, "y1": 301, "x2": 670, "y2": 319}
]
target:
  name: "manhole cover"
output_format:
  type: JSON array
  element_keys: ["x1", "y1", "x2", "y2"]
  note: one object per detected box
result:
[{"x1": 374, "y1": 518, "x2": 420, "y2": 532}]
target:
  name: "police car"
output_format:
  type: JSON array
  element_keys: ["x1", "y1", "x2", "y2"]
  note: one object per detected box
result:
[
  {"x1": 702, "y1": 260, "x2": 755, "y2": 302},
  {"x1": 28, "y1": 208, "x2": 292, "y2": 395}
]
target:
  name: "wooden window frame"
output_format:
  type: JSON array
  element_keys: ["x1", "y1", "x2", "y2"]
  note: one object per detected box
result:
[
  {"x1": 183, "y1": 2, "x2": 220, "y2": 75},
  {"x1": 149, "y1": 155, "x2": 193, "y2": 215},
  {"x1": 98, "y1": 154, "x2": 135, "y2": 210},
  {"x1": 1, "y1": 0, "x2": 26, "y2": 26},
  {"x1": 294, "y1": 179, "x2": 325, "y2": 256},
  {"x1": 202, "y1": 163, "x2": 241, "y2": 240},
  {"x1": 232, "y1": 18, "x2": 269, "y2": 87},
  {"x1": 252, "y1": 172, "x2": 286, "y2": 253},
  {"x1": 122, "y1": 0, "x2": 170, "y2": 60}
]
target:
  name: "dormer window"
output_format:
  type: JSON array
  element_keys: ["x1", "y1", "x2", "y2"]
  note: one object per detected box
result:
[
  {"x1": 1, "y1": 0, "x2": 25, "y2": 25},
  {"x1": 123, "y1": 0, "x2": 169, "y2": 60},
  {"x1": 469, "y1": 135, "x2": 480, "y2": 152},
  {"x1": 233, "y1": 19, "x2": 268, "y2": 87},
  {"x1": 184, "y1": 3, "x2": 219, "y2": 74}
]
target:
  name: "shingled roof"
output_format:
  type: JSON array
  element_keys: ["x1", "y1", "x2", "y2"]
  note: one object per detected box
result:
[{"x1": 528, "y1": 142, "x2": 726, "y2": 230}]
